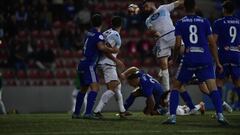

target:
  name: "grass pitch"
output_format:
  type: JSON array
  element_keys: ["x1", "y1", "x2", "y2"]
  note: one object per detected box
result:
[{"x1": 0, "y1": 112, "x2": 240, "y2": 135}]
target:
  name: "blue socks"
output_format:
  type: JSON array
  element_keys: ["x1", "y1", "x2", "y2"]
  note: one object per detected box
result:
[
  {"x1": 209, "y1": 90, "x2": 223, "y2": 113},
  {"x1": 124, "y1": 94, "x2": 136, "y2": 111},
  {"x1": 217, "y1": 86, "x2": 223, "y2": 100},
  {"x1": 85, "y1": 91, "x2": 98, "y2": 115},
  {"x1": 74, "y1": 91, "x2": 86, "y2": 115},
  {"x1": 169, "y1": 90, "x2": 179, "y2": 115},
  {"x1": 234, "y1": 87, "x2": 240, "y2": 106},
  {"x1": 180, "y1": 91, "x2": 195, "y2": 110}
]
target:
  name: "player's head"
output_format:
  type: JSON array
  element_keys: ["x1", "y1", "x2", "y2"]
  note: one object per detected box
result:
[
  {"x1": 91, "y1": 14, "x2": 102, "y2": 28},
  {"x1": 143, "y1": 1, "x2": 155, "y2": 14},
  {"x1": 112, "y1": 16, "x2": 122, "y2": 29},
  {"x1": 127, "y1": 71, "x2": 140, "y2": 87},
  {"x1": 222, "y1": 0, "x2": 235, "y2": 15},
  {"x1": 184, "y1": 0, "x2": 196, "y2": 13}
]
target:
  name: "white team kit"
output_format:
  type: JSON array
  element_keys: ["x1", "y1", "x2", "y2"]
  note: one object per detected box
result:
[
  {"x1": 94, "y1": 28, "x2": 126, "y2": 113},
  {"x1": 98, "y1": 28, "x2": 121, "y2": 83},
  {"x1": 145, "y1": 3, "x2": 176, "y2": 58}
]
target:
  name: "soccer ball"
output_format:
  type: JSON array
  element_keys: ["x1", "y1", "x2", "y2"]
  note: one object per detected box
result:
[{"x1": 128, "y1": 4, "x2": 140, "y2": 15}]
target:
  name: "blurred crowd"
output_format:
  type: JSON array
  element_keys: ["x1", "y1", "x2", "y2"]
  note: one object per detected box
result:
[{"x1": 0, "y1": 0, "x2": 239, "y2": 85}]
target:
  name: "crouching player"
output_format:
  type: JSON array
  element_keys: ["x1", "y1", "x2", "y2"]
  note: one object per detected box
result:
[
  {"x1": 163, "y1": 0, "x2": 228, "y2": 125},
  {"x1": 121, "y1": 67, "x2": 164, "y2": 115}
]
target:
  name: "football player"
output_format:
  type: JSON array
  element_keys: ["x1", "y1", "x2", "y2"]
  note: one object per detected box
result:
[
  {"x1": 213, "y1": 1, "x2": 240, "y2": 110},
  {"x1": 162, "y1": 0, "x2": 228, "y2": 125},
  {"x1": 72, "y1": 14, "x2": 124, "y2": 119},
  {"x1": 121, "y1": 67, "x2": 164, "y2": 115},
  {"x1": 144, "y1": 0, "x2": 184, "y2": 91},
  {"x1": 93, "y1": 16, "x2": 130, "y2": 118}
]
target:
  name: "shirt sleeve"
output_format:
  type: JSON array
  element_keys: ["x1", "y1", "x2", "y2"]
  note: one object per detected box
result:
[
  {"x1": 204, "y1": 19, "x2": 212, "y2": 36},
  {"x1": 145, "y1": 17, "x2": 153, "y2": 29},
  {"x1": 175, "y1": 21, "x2": 181, "y2": 36},
  {"x1": 107, "y1": 33, "x2": 121, "y2": 48},
  {"x1": 159, "y1": 3, "x2": 175, "y2": 12}
]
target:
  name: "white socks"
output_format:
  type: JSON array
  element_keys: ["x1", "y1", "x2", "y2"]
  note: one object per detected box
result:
[
  {"x1": 0, "y1": 91, "x2": 6, "y2": 114},
  {"x1": 94, "y1": 90, "x2": 115, "y2": 113},
  {"x1": 71, "y1": 88, "x2": 79, "y2": 112},
  {"x1": 161, "y1": 69, "x2": 170, "y2": 91},
  {"x1": 115, "y1": 84, "x2": 126, "y2": 112}
]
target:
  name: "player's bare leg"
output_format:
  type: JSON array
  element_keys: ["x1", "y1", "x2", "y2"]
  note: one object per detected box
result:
[{"x1": 158, "y1": 56, "x2": 170, "y2": 91}]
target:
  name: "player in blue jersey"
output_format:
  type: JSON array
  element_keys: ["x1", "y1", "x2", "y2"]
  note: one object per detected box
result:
[
  {"x1": 72, "y1": 14, "x2": 124, "y2": 119},
  {"x1": 121, "y1": 67, "x2": 164, "y2": 115},
  {"x1": 213, "y1": 1, "x2": 240, "y2": 110},
  {"x1": 162, "y1": 0, "x2": 228, "y2": 125}
]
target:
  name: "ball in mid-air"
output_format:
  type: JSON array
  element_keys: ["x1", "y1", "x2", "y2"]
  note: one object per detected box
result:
[{"x1": 128, "y1": 4, "x2": 140, "y2": 15}]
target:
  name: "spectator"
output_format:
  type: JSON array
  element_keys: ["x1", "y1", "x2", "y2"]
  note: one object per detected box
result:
[
  {"x1": 63, "y1": 0, "x2": 76, "y2": 21},
  {"x1": 9, "y1": 39, "x2": 28, "y2": 71},
  {"x1": 15, "y1": 4, "x2": 28, "y2": 29},
  {"x1": 35, "y1": 44, "x2": 55, "y2": 71},
  {"x1": 39, "y1": 5, "x2": 52, "y2": 30},
  {"x1": 58, "y1": 26, "x2": 75, "y2": 50}
]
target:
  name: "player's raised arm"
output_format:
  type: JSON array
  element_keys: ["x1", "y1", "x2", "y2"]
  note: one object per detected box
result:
[{"x1": 163, "y1": 0, "x2": 184, "y2": 12}]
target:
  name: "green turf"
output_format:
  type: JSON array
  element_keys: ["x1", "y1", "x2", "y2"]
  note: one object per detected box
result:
[{"x1": 0, "y1": 112, "x2": 240, "y2": 135}]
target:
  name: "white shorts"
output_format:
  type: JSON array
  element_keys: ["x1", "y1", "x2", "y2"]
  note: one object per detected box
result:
[
  {"x1": 99, "y1": 64, "x2": 119, "y2": 83},
  {"x1": 154, "y1": 36, "x2": 175, "y2": 58}
]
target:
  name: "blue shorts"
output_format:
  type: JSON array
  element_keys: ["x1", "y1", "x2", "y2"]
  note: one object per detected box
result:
[
  {"x1": 216, "y1": 64, "x2": 240, "y2": 80},
  {"x1": 176, "y1": 63, "x2": 215, "y2": 84},
  {"x1": 77, "y1": 64, "x2": 98, "y2": 86}
]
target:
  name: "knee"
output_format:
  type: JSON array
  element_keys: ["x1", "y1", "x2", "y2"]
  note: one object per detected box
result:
[{"x1": 107, "y1": 81, "x2": 120, "y2": 91}]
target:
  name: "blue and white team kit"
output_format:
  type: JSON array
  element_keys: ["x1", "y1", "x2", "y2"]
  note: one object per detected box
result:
[
  {"x1": 213, "y1": 16, "x2": 240, "y2": 80},
  {"x1": 77, "y1": 28, "x2": 104, "y2": 86},
  {"x1": 175, "y1": 15, "x2": 215, "y2": 83}
]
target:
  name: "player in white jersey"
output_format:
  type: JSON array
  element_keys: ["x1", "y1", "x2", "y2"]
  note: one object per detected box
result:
[
  {"x1": 144, "y1": 0, "x2": 184, "y2": 91},
  {"x1": 94, "y1": 16, "x2": 130, "y2": 118}
]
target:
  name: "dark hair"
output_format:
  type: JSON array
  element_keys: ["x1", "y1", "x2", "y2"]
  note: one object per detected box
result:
[
  {"x1": 112, "y1": 16, "x2": 122, "y2": 28},
  {"x1": 184, "y1": 0, "x2": 196, "y2": 13},
  {"x1": 91, "y1": 14, "x2": 102, "y2": 27},
  {"x1": 222, "y1": 0, "x2": 235, "y2": 14}
]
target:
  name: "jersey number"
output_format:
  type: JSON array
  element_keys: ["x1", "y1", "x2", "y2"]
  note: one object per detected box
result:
[
  {"x1": 189, "y1": 25, "x2": 198, "y2": 44},
  {"x1": 229, "y1": 26, "x2": 237, "y2": 43}
]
